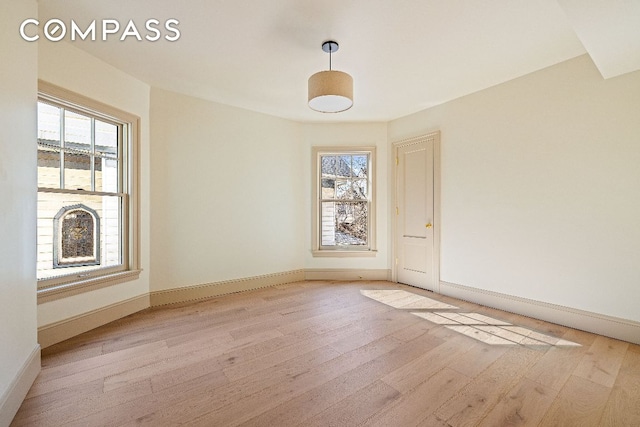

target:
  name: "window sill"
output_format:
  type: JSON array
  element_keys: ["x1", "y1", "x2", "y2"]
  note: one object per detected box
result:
[
  {"x1": 37, "y1": 269, "x2": 142, "y2": 304},
  {"x1": 312, "y1": 250, "x2": 378, "y2": 258}
]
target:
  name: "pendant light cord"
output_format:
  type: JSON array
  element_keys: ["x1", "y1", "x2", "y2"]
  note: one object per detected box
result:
[{"x1": 329, "y1": 47, "x2": 332, "y2": 71}]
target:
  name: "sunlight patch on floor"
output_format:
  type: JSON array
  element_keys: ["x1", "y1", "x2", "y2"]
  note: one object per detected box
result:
[
  {"x1": 412, "y1": 311, "x2": 581, "y2": 347},
  {"x1": 360, "y1": 289, "x2": 459, "y2": 310},
  {"x1": 360, "y1": 288, "x2": 579, "y2": 347}
]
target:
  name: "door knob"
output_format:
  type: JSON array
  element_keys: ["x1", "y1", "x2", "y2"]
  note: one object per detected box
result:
[{"x1": 425, "y1": 223, "x2": 432, "y2": 228}]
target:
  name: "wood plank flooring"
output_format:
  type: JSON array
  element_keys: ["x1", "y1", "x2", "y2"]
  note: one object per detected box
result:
[{"x1": 12, "y1": 281, "x2": 640, "y2": 426}]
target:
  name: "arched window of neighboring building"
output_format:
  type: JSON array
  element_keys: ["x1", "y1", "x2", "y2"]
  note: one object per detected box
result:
[{"x1": 53, "y1": 204, "x2": 100, "y2": 268}]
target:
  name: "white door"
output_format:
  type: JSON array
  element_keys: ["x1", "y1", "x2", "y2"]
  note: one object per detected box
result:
[{"x1": 395, "y1": 135, "x2": 437, "y2": 291}]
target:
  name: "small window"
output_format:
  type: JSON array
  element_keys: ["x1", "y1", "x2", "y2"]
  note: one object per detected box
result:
[
  {"x1": 312, "y1": 147, "x2": 376, "y2": 256},
  {"x1": 37, "y1": 82, "x2": 140, "y2": 297}
]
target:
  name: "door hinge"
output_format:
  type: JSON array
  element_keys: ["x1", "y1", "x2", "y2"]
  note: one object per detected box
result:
[
  {"x1": 395, "y1": 258, "x2": 398, "y2": 265},
  {"x1": 395, "y1": 207, "x2": 399, "y2": 215},
  {"x1": 395, "y1": 157, "x2": 399, "y2": 165}
]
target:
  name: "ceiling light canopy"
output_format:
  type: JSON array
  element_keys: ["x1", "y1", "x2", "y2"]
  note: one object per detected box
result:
[{"x1": 308, "y1": 41, "x2": 353, "y2": 113}]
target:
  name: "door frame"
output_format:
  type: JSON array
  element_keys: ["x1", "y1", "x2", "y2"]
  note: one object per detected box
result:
[{"x1": 392, "y1": 131, "x2": 441, "y2": 292}]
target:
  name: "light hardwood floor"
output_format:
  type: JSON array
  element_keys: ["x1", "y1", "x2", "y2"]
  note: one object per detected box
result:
[{"x1": 12, "y1": 281, "x2": 640, "y2": 426}]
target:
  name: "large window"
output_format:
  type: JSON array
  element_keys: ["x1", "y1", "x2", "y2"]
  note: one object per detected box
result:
[
  {"x1": 37, "y1": 83, "x2": 140, "y2": 297},
  {"x1": 312, "y1": 147, "x2": 376, "y2": 256}
]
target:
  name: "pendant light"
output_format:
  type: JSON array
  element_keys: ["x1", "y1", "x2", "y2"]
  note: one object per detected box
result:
[{"x1": 308, "y1": 41, "x2": 353, "y2": 113}]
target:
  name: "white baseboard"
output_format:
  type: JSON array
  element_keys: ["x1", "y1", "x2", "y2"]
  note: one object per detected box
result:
[
  {"x1": 0, "y1": 345, "x2": 40, "y2": 427},
  {"x1": 149, "y1": 269, "x2": 305, "y2": 307},
  {"x1": 38, "y1": 293, "x2": 150, "y2": 349},
  {"x1": 305, "y1": 269, "x2": 391, "y2": 281},
  {"x1": 440, "y1": 281, "x2": 640, "y2": 345}
]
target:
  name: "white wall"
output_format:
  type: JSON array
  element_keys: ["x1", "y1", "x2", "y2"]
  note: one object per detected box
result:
[
  {"x1": 150, "y1": 88, "x2": 304, "y2": 291},
  {"x1": 37, "y1": 42, "x2": 151, "y2": 327},
  {"x1": 0, "y1": 0, "x2": 39, "y2": 422},
  {"x1": 389, "y1": 55, "x2": 640, "y2": 322},
  {"x1": 301, "y1": 122, "x2": 390, "y2": 271}
]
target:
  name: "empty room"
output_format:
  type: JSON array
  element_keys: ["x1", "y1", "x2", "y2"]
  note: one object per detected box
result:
[{"x1": 1, "y1": 0, "x2": 640, "y2": 426}]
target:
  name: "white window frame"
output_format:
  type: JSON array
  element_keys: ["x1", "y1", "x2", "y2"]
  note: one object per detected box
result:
[
  {"x1": 312, "y1": 146, "x2": 377, "y2": 257},
  {"x1": 37, "y1": 81, "x2": 141, "y2": 303}
]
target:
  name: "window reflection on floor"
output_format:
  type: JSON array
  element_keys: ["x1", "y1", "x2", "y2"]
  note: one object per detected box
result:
[
  {"x1": 360, "y1": 289, "x2": 459, "y2": 310},
  {"x1": 361, "y1": 289, "x2": 580, "y2": 347}
]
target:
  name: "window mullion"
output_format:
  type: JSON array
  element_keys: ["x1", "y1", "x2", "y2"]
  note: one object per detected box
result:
[
  {"x1": 59, "y1": 107, "x2": 65, "y2": 189},
  {"x1": 37, "y1": 187, "x2": 125, "y2": 197},
  {"x1": 119, "y1": 124, "x2": 125, "y2": 193},
  {"x1": 90, "y1": 117, "x2": 96, "y2": 191}
]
